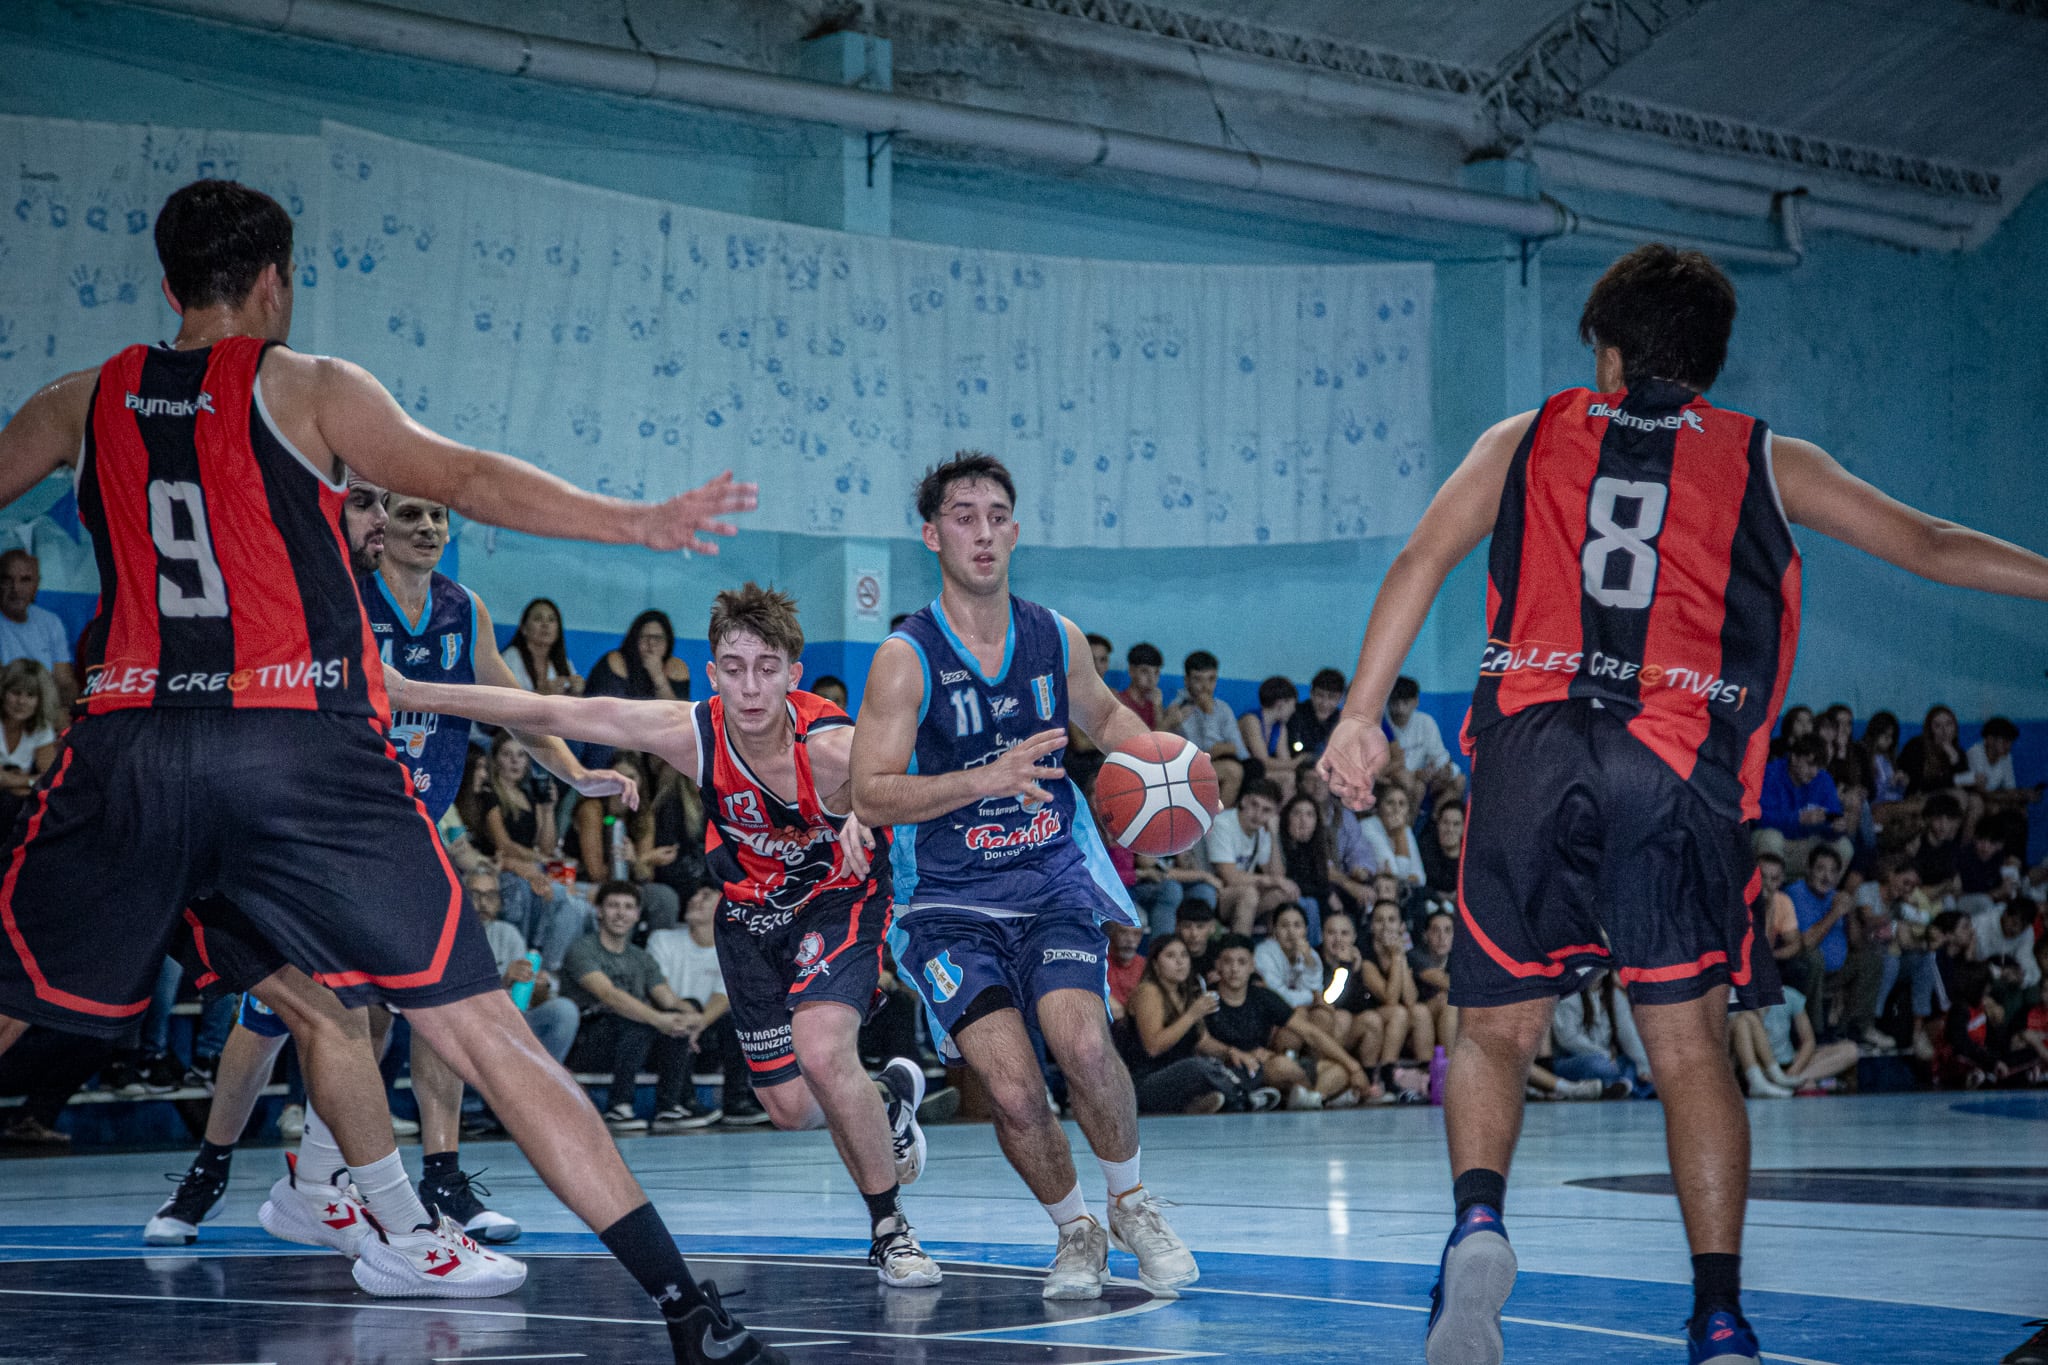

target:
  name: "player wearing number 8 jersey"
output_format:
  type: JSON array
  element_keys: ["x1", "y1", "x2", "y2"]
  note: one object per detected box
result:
[{"x1": 1320, "y1": 245, "x2": 2048, "y2": 1365}]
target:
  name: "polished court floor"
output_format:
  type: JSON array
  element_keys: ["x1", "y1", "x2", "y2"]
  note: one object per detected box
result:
[{"x1": 0, "y1": 1091, "x2": 2041, "y2": 1363}]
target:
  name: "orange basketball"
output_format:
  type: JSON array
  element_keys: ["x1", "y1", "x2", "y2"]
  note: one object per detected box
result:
[{"x1": 1094, "y1": 731, "x2": 1222, "y2": 856}]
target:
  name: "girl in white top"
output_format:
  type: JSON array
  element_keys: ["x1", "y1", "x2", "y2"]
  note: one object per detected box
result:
[
  {"x1": 1254, "y1": 904, "x2": 1330, "y2": 1031},
  {"x1": 1361, "y1": 784, "x2": 1426, "y2": 890}
]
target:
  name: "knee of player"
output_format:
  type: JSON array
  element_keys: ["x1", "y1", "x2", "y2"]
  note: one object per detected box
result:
[
  {"x1": 984, "y1": 1075, "x2": 1056, "y2": 1130},
  {"x1": 758, "y1": 1083, "x2": 819, "y2": 1130}
]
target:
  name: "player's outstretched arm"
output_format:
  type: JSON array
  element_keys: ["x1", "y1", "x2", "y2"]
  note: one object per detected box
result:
[
  {"x1": 1774, "y1": 436, "x2": 2048, "y2": 600},
  {"x1": 1319, "y1": 412, "x2": 1531, "y2": 810},
  {"x1": 1063, "y1": 616, "x2": 1149, "y2": 752},
  {"x1": 388, "y1": 668, "x2": 699, "y2": 777},
  {"x1": 295, "y1": 354, "x2": 756, "y2": 553},
  {"x1": 0, "y1": 369, "x2": 95, "y2": 512},
  {"x1": 851, "y1": 637, "x2": 1065, "y2": 827}
]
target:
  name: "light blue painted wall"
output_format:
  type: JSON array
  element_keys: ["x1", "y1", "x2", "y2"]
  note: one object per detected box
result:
[{"x1": 5, "y1": 0, "x2": 2047, "y2": 734}]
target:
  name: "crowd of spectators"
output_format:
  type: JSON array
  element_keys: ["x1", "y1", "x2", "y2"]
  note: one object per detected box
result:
[{"x1": 3, "y1": 563, "x2": 2045, "y2": 1144}]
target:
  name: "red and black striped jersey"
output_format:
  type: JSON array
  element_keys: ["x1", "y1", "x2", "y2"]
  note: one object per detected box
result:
[
  {"x1": 74, "y1": 338, "x2": 385, "y2": 718},
  {"x1": 694, "y1": 691, "x2": 889, "y2": 920},
  {"x1": 1463, "y1": 381, "x2": 1801, "y2": 821}
]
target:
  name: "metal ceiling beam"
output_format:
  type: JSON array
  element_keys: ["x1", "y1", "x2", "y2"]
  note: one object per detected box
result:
[{"x1": 1480, "y1": 0, "x2": 1714, "y2": 146}]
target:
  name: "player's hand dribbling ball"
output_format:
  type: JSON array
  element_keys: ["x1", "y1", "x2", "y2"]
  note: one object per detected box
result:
[{"x1": 1095, "y1": 732, "x2": 1222, "y2": 856}]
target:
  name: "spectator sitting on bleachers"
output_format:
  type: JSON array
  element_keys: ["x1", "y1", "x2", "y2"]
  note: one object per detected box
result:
[
  {"x1": 502, "y1": 597, "x2": 582, "y2": 695},
  {"x1": 0, "y1": 658, "x2": 61, "y2": 844},
  {"x1": 1409, "y1": 909, "x2": 1458, "y2": 1052},
  {"x1": 1383, "y1": 676, "x2": 1464, "y2": 810},
  {"x1": 1105, "y1": 921, "x2": 1148, "y2": 1019},
  {"x1": 1781, "y1": 844, "x2": 1848, "y2": 1038},
  {"x1": 1296, "y1": 760, "x2": 1378, "y2": 895},
  {"x1": 626, "y1": 751, "x2": 708, "y2": 930},
  {"x1": 467, "y1": 864, "x2": 578, "y2": 1063},
  {"x1": 1207, "y1": 934, "x2": 1368, "y2": 1110},
  {"x1": 1417, "y1": 801, "x2": 1465, "y2": 919},
  {"x1": 0, "y1": 549, "x2": 77, "y2": 706},
  {"x1": 1167, "y1": 650, "x2": 1247, "y2": 760},
  {"x1": 1754, "y1": 735, "x2": 1855, "y2": 877},
  {"x1": 1287, "y1": 668, "x2": 1346, "y2": 759},
  {"x1": 1955, "y1": 816, "x2": 2020, "y2": 919},
  {"x1": 1361, "y1": 783, "x2": 1427, "y2": 907},
  {"x1": 1900, "y1": 705, "x2": 1973, "y2": 812},
  {"x1": 1931, "y1": 911, "x2": 2036, "y2": 1087},
  {"x1": 1211, "y1": 753, "x2": 1245, "y2": 812},
  {"x1": 1968, "y1": 717, "x2": 2038, "y2": 833},
  {"x1": 562, "y1": 881, "x2": 702, "y2": 1132},
  {"x1": 583, "y1": 608, "x2": 691, "y2": 702},
  {"x1": 1117, "y1": 936, "x2": 1242, "y2": 1114},
  {"x1": 1732, "y1": 987, "x2": 1857, "y2": 1098},
  {"x1": 572, "y1": 752, "x2": 645, "y2": 881},
  {"x1": 811, "y1": 675, "x2": 849, "y2": 710},
  {"x1": 1278, "y1": 795, "x2": 1367, "y2": 938},
  {"x1": 1118, "y1": 642, "x2": 1165, "y2": 729},
  {"x1": 1856, "y1": 853, "x2": 1939, "y2": 1060},
  {"x1": 1912, "y1": 793, "x2": 1967, "y2": 900},
  {"x1": 644, "y1": 886, "x2": 747, "y2": 1129},
  {"x1": 1131, "y1": 849, "x2": 1220, "y2": 936},
  {"x1": 1204, "y1": 777, "x2": 1297, "y2": 934},
  {"x1": 1861, "y1": 711, "x2": 1912, "y2": 820},
  {"x1": 1253, "y1": 904, "x2": 1331, "y2": 1032},
  {"x1": 1358, "y1": 898, "x2": 1433, "y2": 1085},
  {"x1": 1239, "y1": 675, "x2": 1299, "y2": 766},
  {"x1": 1771, "y1": 705, "x2": 1815, "y2": 760},
  {"x1": 1551, "y1": 970, "x2": 1651, "y2": 1098},
  {"x1": 1971, "y1": 898, "x2": 2039, "y2": 1013},
  {"x1": 1316, "y1": 910, "x2": 1377, "y2": 1061},
  {"x1": 1168, "y1": 897, "x2": 1224, "y2": 985}
]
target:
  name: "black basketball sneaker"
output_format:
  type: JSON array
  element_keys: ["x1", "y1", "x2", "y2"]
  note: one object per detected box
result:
[
  {"x1": 665, "y1": 1280, "x2": 787, "y2": 1365},
  {"x1": 144, "y1": 1160, "x2": 230, "y2": 1245}
]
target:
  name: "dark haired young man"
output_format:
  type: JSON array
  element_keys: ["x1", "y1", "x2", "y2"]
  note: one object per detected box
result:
[
  {"x1": 1755, "y1": 733, "x2": 1854, "y2": 877},
  {"x1": 851, "y1": 451, "x2": 1198, "y2": 1299},
  {"x1": 1320, "y1": 242, "x2": 2048, "y2": 1365},
  {"x1": 1168, "y1": 649, "x2": 1246, "y2": 760},
  {"x1": 1385, "y1": 675, "x2": 1465, "y2": 811},
  {"x1": 1288, "y1": 668, "x2": 1348, "y2": 758},
  {"x1": 0, "y1": 179, "x2": 779, "y2": 1364},
  {"x1": 392, "y1": 581, "x2": 946, "y2": 1289},
  {"x1": 563, "y1": 881, "x2": 701, "y2": 1131},
  {"x1": 1118, "y1": 642, "x2": 1166, "y2": 728}
]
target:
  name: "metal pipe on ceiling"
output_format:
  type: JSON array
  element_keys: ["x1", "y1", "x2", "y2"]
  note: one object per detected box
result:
[{"x1": 120, "y1": 0, "x2": 1805, "y2": 265}]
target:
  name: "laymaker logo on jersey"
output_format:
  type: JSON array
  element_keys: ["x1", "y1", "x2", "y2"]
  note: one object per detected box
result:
[
  {"x1": 1587, "y1": 401, "x2": 1703, "y2": 433},
  {"x1": 124, "y1": 390, "x2": 216, "y2": 418}
]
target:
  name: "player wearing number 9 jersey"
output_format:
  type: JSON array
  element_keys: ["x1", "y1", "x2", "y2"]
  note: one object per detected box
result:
[
  {"x1": 1318, "y1": 244, "x2": 2048, "y2": 1365},
  {"x1": 0, "y1": 179, "x2": 784, "y2": 1365}
]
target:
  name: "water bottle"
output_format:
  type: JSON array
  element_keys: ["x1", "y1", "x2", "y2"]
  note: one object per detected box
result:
[
  {"x1": 506, "y1": 950, "x2": 543, "y2": 1010},
  {"x1": 1428, "y1": 1044, "x2": 1448, "y2": 1107},
  {"x1": 607, "y1": 814, "x2": 630, "y2": 882}
]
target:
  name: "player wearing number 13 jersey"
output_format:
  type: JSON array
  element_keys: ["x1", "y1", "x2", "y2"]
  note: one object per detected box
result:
[{"x1": 1319, "y1": 245, "x2": 2048, "y2": 1365}]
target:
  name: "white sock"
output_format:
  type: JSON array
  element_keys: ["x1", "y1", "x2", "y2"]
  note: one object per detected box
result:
[
  {"x1": 296, "y1": 1105, "x2": 349, "y2": 1189},
  {"x1": 1041, "y1": 1183, "x2": 1088, "y2": 1228},
  {"x1": 1099, "y1": 1151, "x2": 1142, "y2": 1205},
  {"x1": 349, "y1": 1148, "x2": 432, "y2": 1234}
]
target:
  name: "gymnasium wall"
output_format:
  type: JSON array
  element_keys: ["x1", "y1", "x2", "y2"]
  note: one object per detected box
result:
[{"x1": 3, "y1": 0, "x2": 2046, "y2": 734}]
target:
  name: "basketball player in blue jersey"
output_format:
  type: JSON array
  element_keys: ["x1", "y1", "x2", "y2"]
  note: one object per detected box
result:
[{"x1": 850, "y1": 452, "x2": 1198, "y2": 1300}]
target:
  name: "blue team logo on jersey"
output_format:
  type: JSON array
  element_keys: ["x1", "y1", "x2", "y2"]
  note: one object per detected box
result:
[
  {"x1": 404, "y1": 643, "x2": 430, "y2": 665},
  {"x1": 441, "y1": 633, "x2": 462, "y2": 670},
  {"x1": 1031, "y1": 673, "x2": 1055, "y2": 720},
  {"x1": 924, "y1": 951, "x2": 963, "y2": 1003}
]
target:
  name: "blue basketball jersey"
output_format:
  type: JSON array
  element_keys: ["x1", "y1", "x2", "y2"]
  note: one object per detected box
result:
[
  {"x1": 887, "y1": 595, "x2": 1137, "y2": 926},
  {"x1": 360, "y1": 570, "x2": 476, "y2": 821}
]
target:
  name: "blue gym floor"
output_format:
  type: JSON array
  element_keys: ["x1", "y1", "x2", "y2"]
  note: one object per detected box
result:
[{"x1": 1, "y1": 1092, "x2": 2041, "y2": 1362}]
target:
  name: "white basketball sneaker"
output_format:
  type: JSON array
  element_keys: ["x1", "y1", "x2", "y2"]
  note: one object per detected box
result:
[
  {"x1": 258, "y1": 1155, "x2": 375, "y2": 1258},
  {"x1": 880, "y1": 1058, "x2": 929, "y2": 1186},
  {"x1": 867, "y1": 1213, "x2": 943, "y2": 1288},
  {"x1": 1108, "y1": 1187, "x2": 1199, "y2": 1293},
  {"x1": 1042, "y1": 1215, "x2": 1109, "y2": 1300},
  {"x1": 352, "y1": 1212, "x2": 528, "y2": 1299}
]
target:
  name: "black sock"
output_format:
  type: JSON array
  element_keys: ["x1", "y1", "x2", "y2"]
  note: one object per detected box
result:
[
  {"x1": 599, "y1": 1203, "x2": 707, "y2": 1319},
  {"x1": 194, "y1": 1140, "x2": 235, "y2": 1176},
  {"x1": 1690, "y1": 1253, "x2": 1742, "y2": 1330},
  {"x1": 420, "y1": 1150, "x2": 458, "y2": 1183},
  {"x1": 1453, "y1": 1168, "x2": 1507, "y2": 1221},
  {"x1": 862, "y1": 1184, "x2": 903, "y2": 1232}
]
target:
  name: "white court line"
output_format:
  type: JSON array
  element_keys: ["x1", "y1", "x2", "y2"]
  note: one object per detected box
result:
[{"x1": 429, "y1": 1355, "x2": 587, "y2": 1362}]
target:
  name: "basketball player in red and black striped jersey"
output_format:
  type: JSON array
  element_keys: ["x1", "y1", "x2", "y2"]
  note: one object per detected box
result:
[
  {"x1": 0, "y1": 181, "x2": 784, "y2": 1364},
  {"x1": 1320, "y1": 246, "x2": 2048, "y2": 1365}
]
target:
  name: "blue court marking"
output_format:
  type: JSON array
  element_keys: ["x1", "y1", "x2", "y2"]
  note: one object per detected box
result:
[
  {"x1": 1952, "y1": 1093, "x2": 2048, "y2": 1121},
  {"x1": 1571, "y1": 1166, "x2": 2048, "y2": 1210},
  {"x1": 0, "y1": 1228, "x2": 2032, "y2": 1364}
]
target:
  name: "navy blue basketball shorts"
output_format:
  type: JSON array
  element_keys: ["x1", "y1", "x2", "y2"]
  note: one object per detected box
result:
[
  {"x1": 716, "y1": 881, "x2": 891, "y2": 1088},
  {"x1": 0, "y1": 708, "x2": 499, "y2": 1042},
  {"x1": 1452, "y1": 700, "x2": 1782, "y2": 1011},
  {"x1": 890, "y1": 895, "x2": 1112, "y2": 1059}
]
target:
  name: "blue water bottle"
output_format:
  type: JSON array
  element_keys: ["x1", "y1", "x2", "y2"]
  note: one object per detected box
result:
[{"x1": 507, "y1": 950, "x2": 543, "y2": 1010}]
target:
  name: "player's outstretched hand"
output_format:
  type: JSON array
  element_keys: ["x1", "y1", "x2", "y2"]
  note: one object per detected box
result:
[
  {"x1": 1318, "y1": 715, "x2": 1388, "y2": 812},
  {"x1": 980, "y1": 728, "x2": 1068, "y2": 807},
  {"x1": 573, "y1": 766, "x2": 641, "y2": 811},
  {"x1": 840, "y1": 813, "x2": 876, "y2": 879},
  {"x1": 638, "y1": 469, "x2": 759, "y2": 554}
]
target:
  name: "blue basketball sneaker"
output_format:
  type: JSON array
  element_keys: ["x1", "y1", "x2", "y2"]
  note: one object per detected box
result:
[
  {"x1": 1425, "y1": 1204, "x2": 1516, "y2": 1365},
  {"x1": 1687, "y1": 1309, "x2": 1761, "y2": 1364}
]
